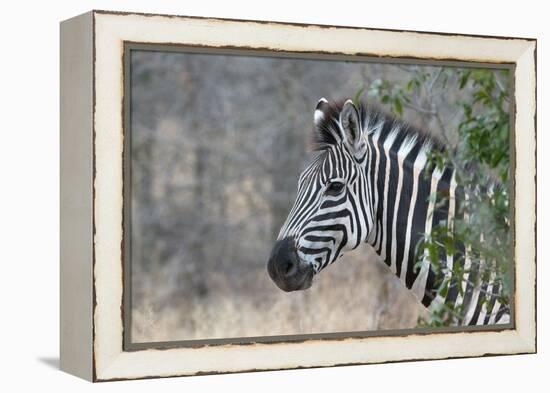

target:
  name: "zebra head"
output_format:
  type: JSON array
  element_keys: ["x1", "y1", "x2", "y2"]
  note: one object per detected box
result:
[{"x1": 268, "y1": 98, "x2": 373, "y2": 292}]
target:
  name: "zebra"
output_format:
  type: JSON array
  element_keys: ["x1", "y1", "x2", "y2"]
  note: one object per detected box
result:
[{"x1": 267, "y1": 98, "x2": 510, "y2": 326}]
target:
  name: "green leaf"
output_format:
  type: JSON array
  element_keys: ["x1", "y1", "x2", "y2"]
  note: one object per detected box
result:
[{"x1": 393, "y1": 98, "x2": 403, "y2": 115}]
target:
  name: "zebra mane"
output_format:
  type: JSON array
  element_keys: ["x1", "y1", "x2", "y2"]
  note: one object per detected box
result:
[{"x1": 311, "y1": 99, "x2": 445, "y2": 154}]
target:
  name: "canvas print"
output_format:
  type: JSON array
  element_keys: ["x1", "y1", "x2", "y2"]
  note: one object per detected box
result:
[{"x1": 128, "y1": 48, "x2": 512, "y2": 345}]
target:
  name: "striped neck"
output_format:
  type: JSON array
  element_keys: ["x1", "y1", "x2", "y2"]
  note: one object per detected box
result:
[
  {"x1": 361, "y1": 121, "x2": 509, "y2": 325},
  {"x1": 363, "y1": 121, "x2": 440, "y2": 300}
]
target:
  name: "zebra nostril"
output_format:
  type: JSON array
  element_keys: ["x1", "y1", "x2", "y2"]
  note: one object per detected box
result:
[{"x1": 283, "y1": 260, "x2": 296, "y2": 276}]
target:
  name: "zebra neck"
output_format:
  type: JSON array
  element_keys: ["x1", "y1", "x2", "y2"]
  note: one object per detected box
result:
[
  {"x1": 363, "y1": 131, "x2": 510, "y2": 325},
  {"x1": 364, "y1": 127, "x2": 454, "y2": 305}
]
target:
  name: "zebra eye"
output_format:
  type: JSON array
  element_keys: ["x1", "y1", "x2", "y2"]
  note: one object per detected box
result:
[{"x1": 325, "y1": 181, "x2": 345, "y2": 195}]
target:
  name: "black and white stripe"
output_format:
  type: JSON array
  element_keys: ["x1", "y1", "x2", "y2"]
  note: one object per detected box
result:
[{"x1": 276, "y1": 98, "x2": 509, "y2": 326}]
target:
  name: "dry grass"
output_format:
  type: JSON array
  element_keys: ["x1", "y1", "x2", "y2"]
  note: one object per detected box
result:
[{"x1": 132, "y1": 245, "x2": 425, "y2": 343}]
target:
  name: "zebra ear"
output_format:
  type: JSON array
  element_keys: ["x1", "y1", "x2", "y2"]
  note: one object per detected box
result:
[
  {"x1": 340, "y1": 100, "x2": 365, "y2": 155},
  {"x1": 311, "y1": 98, "x2": 344, "y2": 149},
  {"x1": 313, "y1": 97, "x2": 330, "y2": 126}
]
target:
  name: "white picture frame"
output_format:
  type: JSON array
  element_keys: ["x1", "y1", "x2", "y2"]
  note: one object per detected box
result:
[{"x1": 60, "y1": 10, "x2": 536, "y2": 381}]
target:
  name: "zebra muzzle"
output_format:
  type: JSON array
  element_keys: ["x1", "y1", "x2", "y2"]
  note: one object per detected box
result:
[{"x1": 267, "y1": 237, "x2": 314, "y2": 292}]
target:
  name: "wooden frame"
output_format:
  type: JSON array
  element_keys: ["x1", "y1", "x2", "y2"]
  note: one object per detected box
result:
[{"x1": 60, "y1": 10, "x2": 536, "y2": 381}]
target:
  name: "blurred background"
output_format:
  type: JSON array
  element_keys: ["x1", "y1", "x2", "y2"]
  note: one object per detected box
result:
[{"x1": 130, "y1": 49, "x2": 510, "y2": 342}]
